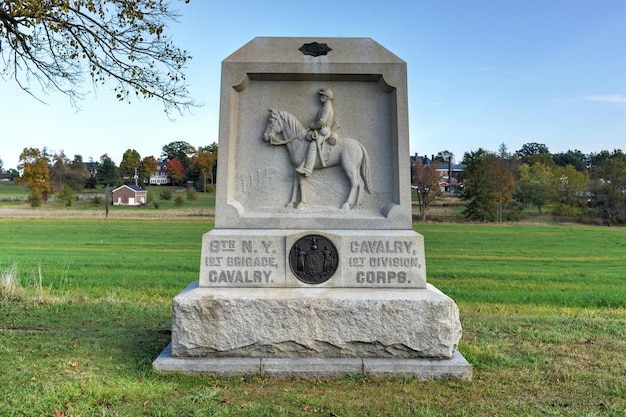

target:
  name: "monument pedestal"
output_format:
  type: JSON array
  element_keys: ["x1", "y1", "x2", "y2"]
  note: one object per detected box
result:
[{"x1": 153, "y1": 282, "x2": 471, "y2": 379}]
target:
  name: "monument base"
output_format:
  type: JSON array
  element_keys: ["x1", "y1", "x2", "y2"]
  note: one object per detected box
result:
[
  {"x1": 153, "y1": 345, "x2": 472, "y2": 379},
  {"x1": 153, "y1": 282, "x2": 472, "y2": 379}
]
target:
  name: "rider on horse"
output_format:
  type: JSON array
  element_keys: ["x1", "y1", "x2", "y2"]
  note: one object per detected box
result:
[{"x1": 296, "y1": 88, "x2": 338, "y2": 178}]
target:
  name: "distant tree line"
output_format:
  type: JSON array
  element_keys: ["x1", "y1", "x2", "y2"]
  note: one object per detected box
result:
[
  {"x1": 412, "y1": 143, "x2": 626, "y2": 225},
  {"x1": 457, "y1": 143, "x2": 626, "y2": 225},
  {"x1": 2, "y1": 141, "x2": 217, "y2": 207}
]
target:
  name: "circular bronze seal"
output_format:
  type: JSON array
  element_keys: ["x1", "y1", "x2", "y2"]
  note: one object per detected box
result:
[{"x1": 289, "y1": 234, "x2": 338, "y2": 284}]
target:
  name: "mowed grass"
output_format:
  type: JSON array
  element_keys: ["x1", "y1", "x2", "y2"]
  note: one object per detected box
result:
[
  {"x1": 416, "y1": 223, "x2": 626, "y2": 308},
  {"x1": 1, "y1": 220, "x2": 625, "y2": 416}
]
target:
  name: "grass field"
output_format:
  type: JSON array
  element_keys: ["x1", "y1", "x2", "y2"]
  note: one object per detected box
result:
[{"x1": 1, "y1": 219, "x2": 625, "y2": 416}]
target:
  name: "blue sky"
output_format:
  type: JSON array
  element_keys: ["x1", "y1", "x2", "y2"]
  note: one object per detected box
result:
[{"x1": 2, "y1": 0, "x2": 626, "y2": 170}]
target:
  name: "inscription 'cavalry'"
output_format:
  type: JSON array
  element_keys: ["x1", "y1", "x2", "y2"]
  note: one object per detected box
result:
[{"x1": 350, "y1": 240, "x2": 414, "y2": 254}]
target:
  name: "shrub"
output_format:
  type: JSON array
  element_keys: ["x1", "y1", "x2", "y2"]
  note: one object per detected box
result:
[
  {"x1": 186, "y1": 188, "x2": 198, "y2": 201},
  {"x1": 174, "y1": 195, "x2": 185, "y2": 207},
  {"x1": 552, "y1": 203, "x2": 579, "y2": 217},
  {"x1": 91, "y1": 195, "x2": 103, "y2": 206},
  {"x1": 28, "y1": 191, "x2": 42, "y2": 207},
  {"x1": 159, "y1": 188, "x2": 172, "y2": 200},
  {"x1": 57, "y1": 185, "x2": 75, "y2": 206}
]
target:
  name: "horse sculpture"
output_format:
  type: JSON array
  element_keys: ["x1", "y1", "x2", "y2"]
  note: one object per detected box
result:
[{"x1": 262, "y1": 109, "x2": 371, "y2": 210}]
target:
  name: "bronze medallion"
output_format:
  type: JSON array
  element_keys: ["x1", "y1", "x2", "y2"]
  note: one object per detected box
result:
[
  {"x1": 298, "y1": 42, "x2": 332, "y2": 57},
  {"x1": 289, "y1": 234, "x2": 338, "y2": 284}
]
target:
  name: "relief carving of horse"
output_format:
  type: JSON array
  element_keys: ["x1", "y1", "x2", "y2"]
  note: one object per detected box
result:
[{"x1": 262, "y1": 109, "x2": 371, "y2": 210}]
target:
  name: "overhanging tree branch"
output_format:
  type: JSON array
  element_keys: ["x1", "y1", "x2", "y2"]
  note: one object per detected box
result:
[{"x1": 0, "y1": 0, "x2": 195, "y2": 114}]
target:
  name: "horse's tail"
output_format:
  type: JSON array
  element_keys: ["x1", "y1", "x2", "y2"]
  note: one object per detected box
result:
[{"x1": 359, "y1": 142, "x2": 372, "y2": 194}]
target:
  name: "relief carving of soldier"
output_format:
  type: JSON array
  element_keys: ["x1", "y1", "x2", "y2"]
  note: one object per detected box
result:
[
  {"x1": 263, "y1": 88, "x2": 371, "y2": 211},
  {"x1": 295, "y1": 88, "x2": 339, "y2": 178}
]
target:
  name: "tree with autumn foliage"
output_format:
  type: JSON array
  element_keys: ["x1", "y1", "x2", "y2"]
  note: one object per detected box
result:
[
  {"x1": 139, "y1": 155, "x2": 159, "y2": 185},
  {"x1": 0, "y1": 0, "x2": 194, "y2": 113},
  {"x1": 488, "y1": 153, "x2": 516, "y2": 223},
  {"x1": 412, "y1": 157, "x2": 441, "y2": 222},
  {"x1": 16, "y1": 147, "x2": 50, "y2": 205},
  {"x1": 190, "y1": 143, "x2": 217, "y2": 192},
  {"x1": 166, "y1": 157, "x2": 185, "y2": 185}
]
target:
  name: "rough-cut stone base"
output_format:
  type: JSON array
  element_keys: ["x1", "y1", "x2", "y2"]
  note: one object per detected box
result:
[
  {"x1": 153, "y1": 344, "x2": 472, "y2": 379},
  {"x1": 162, "y1": 281, "x2": 465, "y2": 360}
]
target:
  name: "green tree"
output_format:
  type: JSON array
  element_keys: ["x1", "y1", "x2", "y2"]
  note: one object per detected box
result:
[
  {"x1": 161, "y1": 141, "x2": 195, "y2": 172},
  {"x1": 516, "y1": 162, "x2": 555, "y2": 213},
  {"x1": 67, "y1": 154, "x2": 89, "y2": 191},
  {"x1": 16, "y1": 147, "x2": 50, "y2": 202},
  {"x1": 516, "y1": 142, "x2": 553, "y2": 166},
  {"x1": 460, "y1": 149, "x2": 496, "y2": 221},
  {"x1": 120, "y1": 149, "x2": 141, "y2": 180},
  {"x1": 56, "y1": 184, "x2": 75, "y2": 206},
  {"x1": 590, "y1": 150, "x2": 626, "y2": 224},
  {"x1": 552, "y1": 149, "x2": 588, "y2": 171},
  {"x1": 0, "y1": 0, "x2": 194, "y2": 112},
  {"x1": 96, "y1": 154, "x2": 120, "y2": 188},
  {"x1": 460, "y1": 149, "x2": 515, "y2": 222},
  {"x1": 552, "y1": 164, "x2": 589, "y2": 216}
]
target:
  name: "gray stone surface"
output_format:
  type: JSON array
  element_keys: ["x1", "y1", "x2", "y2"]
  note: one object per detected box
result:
[
  {"x1": 171, "y1": 282, "x2": 461, "y2": 360},
  {"x1": 199, "y1": 229, "x2": 426, "y2": 288},
  {"x1": 153, "y1": 346, "x2": 472, "y2": 380},
  {"x1": 153, "y1": 37, "x2": 471, "y2": 379},
  {"x1": 215, "y1": 37, "x2": 412, "y2": 230},
  {"x1": 362, "y1": 351, "x2": 473, "y2": 380},
  {"x1": 261, "y1": 358, "x2": 363, "y2": 378}
]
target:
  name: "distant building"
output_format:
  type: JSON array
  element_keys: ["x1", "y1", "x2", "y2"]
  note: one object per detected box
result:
[
  {"x1": 148, "y1": 161, "x2": 171, "y2": 185},
  {"x1": 411, "y1": 153, "x2": 465, "y2": 192},
  {"x1": 112, "y1": 184, "x2": 147, "y2": 206}
]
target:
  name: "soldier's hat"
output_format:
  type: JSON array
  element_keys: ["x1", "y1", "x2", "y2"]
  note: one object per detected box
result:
[{"x1": 318, "y1": 88, "x2": 334, "y2": 100}]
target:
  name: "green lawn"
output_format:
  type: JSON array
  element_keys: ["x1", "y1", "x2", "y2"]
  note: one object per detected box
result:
[{"x1": 1, "y1": 220, "x2": 625, "y2": 416}]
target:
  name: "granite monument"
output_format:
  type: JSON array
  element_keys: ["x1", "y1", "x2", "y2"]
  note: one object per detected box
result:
[{"x1": 153, "y1": 37, "x2": 471, "y2": 379}]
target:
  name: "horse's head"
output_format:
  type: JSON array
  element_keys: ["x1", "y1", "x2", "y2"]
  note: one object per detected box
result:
[{"x1": 262, "y1": 109, "x2": 283, "y2": 145}]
